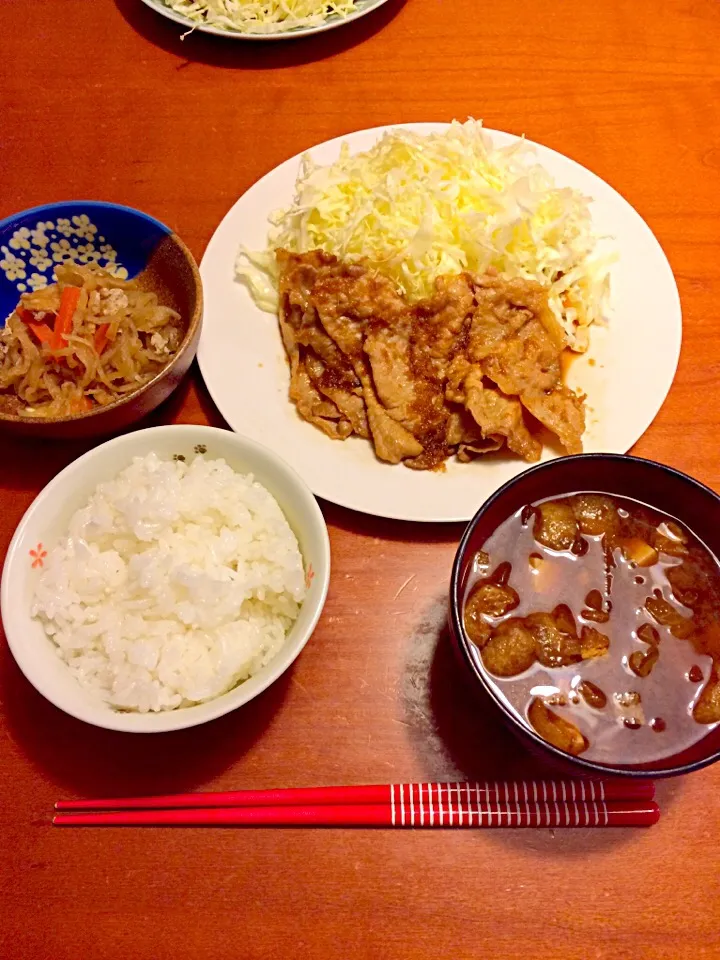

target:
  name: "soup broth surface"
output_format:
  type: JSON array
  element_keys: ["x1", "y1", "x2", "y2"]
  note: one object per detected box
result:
[{"x1": 463, "y1": 493, "x2": 720, "y2": 764}]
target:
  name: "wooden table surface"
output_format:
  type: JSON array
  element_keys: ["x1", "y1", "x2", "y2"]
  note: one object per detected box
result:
[{"x1": 2, "y1": 1, "x2": 720, "y2": 957}]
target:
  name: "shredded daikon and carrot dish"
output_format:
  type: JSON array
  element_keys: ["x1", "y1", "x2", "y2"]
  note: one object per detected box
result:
[{"x1": 0, "y1": 265, "x2": 183, "y2": 418}]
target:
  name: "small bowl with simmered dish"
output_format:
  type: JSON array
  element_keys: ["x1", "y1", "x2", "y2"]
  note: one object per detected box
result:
[
  {"x1": 0, "y1": 201, "x2": 202, "y2": 438},
  {"x1": 449, "y1": 454, "x2": 720, "y2": 778}
]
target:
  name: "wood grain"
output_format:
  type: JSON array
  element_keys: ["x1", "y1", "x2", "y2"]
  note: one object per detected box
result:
[{"x1": 2, "y1": 1, "x2": 720, "y2": 957}]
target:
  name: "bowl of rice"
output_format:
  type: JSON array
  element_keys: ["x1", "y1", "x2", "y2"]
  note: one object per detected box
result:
[{"x1": 1, "y1": 425, "x2": 330, "y2": 732}]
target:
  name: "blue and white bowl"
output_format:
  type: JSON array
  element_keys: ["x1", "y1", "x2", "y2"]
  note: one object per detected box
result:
[{"x1": 0, "y1": 201, "x2": 203, "y2": 437}]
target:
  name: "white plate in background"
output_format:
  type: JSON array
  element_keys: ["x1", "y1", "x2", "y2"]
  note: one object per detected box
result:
[{"x1": 140, "y1": 0, "x2": 393, "y2": 40}]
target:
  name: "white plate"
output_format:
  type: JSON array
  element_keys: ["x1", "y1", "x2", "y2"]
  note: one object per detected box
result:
[
  {"x1": 198, "y1": 124, "x2": 682, "y2": 523},
  {"x1": 139, "y1": 0, "x2": 392, "y2": 40}
]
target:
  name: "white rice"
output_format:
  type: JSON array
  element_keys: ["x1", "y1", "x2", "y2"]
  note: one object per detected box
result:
[{"x1": 32, "y1": 452, "x2": 306, "y2": 712}]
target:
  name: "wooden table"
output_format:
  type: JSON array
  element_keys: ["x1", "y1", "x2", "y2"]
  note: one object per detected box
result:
[{"x1": 2, "y1": 1, "x2": 720, "y2": 956}]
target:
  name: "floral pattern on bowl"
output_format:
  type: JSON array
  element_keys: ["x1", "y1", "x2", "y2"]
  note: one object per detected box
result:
[
  {"x1": 0, "y1": 201, "x2": 172, "y2": 323},
  {"x1": 0, "y1": 215, "x2": 128, "y2": 297}
]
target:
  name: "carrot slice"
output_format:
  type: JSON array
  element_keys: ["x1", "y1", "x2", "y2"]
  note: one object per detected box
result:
[
  {"x1": 51, "y1": 286, "x2": 81, "y2": 352},
  {"x1": 17, "y1": 307, "x2": 37, "y2": 324},
  {"x1": 27, "y1": 321, "x2": 55, "y2": 346},
  {"x1": 94, "y1": 323, "x2": 110, "y2": 355},
  {"x1": 69, "y1": 395, "x2": 93, "y2": 414},
  {"x1": 17, "y1": 305, "x2": 55, "y2": 326}
]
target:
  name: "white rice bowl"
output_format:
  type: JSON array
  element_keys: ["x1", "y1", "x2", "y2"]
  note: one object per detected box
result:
[{"x1": 31, "y1": 452, "x2": 307, "y2": 713}]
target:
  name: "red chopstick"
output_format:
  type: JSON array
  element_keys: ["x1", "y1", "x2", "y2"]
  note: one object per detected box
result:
[
  {"x1": 55, "y1": 779, "x2": 654, "y2": 812},
  {"x1": 53, "y1": 799, "x2": 659, "y2": 828}
]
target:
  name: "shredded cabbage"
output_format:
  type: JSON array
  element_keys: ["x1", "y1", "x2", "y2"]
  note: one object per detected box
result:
[
  {"x1": 163, "y1": 0, "x2": 359, "y2": 34},
  {"x1": 237, "y1": 120, "x2": 615, "y2": 351}
]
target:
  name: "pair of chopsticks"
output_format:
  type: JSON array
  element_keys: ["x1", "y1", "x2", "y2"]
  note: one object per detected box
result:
[{"x1": 54, "y1": 780, "x2": 658, "y2": 828}]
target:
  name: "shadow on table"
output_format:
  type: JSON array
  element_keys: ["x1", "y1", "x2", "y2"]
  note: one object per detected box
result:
[
  {"x1": 114, "y1": 0, "x2": 406, "y2": 68},
  {"x1": 1, "y1": 653, "x2": 292, "y2": 798},
  {"x1": 189, "y1": 366, "x2": 233, "y2": 430},
  {"x1": 401, "y1": 594, "x2": 685, "y2": 853}
]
